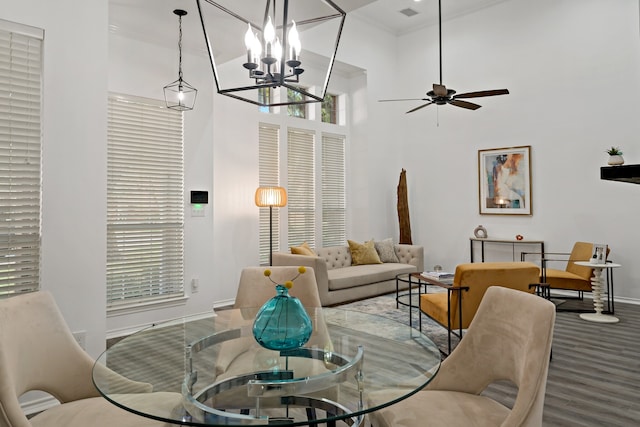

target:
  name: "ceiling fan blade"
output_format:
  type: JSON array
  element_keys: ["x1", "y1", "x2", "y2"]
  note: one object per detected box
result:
[
  {"x1": 433, "y1": 84, "x2": 448, "y2": 97},
  {"x1": 406, "y1": 102, "x2": 434, "y2": 114},
  {"x1": 453, "y1": 89, "x2": 509, "y2": 99},
  {"x1": 379, "y1": 98, "x2": 428, "y2": 102},
  {"x1": 449, "y1": 99, "x2": 481, "y2": 110}
]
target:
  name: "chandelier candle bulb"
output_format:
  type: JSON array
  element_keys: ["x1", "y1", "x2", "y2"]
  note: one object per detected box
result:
[
  {"x1": 244, "y1": 24, "x2": 255, "y2": 65},
  {"x1": 264, "y1": 16, "x2": 275, "y2": 59},
  {"x1": 288, "y1": 21, "x2": 300, "y2": 62}
]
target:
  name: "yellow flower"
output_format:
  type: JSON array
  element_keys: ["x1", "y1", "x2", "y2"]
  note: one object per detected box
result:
[{"x1": 263, "y1": 266, "x2": 306, "y2": 287}]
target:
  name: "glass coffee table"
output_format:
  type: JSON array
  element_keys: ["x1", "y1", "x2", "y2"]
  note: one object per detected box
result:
[{"x1": 93, "y1": 307, "x2": 440, "y2": 426}]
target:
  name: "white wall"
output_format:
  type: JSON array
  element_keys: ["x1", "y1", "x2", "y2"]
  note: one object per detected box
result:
[
  {"x1": 3, "y1": 0, "x2": 109, "y2": 357},
  {"x1": 389, "y1": 0, "x2": 640, "y2": 299}
]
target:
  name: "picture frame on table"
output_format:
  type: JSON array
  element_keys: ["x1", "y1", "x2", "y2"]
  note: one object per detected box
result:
[
  {"x1": 478, "y1": 145, "x2": 532, "y2": 215},
  {"x1": 591, "y1": 243, "x2": 608, "y2": 265}
]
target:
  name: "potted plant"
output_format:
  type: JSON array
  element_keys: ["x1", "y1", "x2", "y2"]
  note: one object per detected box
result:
[{"x1": 606, "y1": 147, "x2": 624, "y2": 165}]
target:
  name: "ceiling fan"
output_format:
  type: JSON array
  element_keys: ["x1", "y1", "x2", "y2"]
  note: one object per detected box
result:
[{"x1": 380, "y1": 0, "x2": 509, "y2": 113}]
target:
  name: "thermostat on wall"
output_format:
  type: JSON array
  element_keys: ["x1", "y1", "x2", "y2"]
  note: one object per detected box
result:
[{"x1": 190, "y1": 190, "x2": 208, "y2": 204}]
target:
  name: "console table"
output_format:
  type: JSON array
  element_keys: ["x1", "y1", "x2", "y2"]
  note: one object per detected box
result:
[{"x1": 470, "y1": 237, "x2": 544, "y2": 262}]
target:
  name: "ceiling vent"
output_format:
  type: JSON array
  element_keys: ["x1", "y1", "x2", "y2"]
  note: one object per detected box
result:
[{"x1": 399, "y1": 8, "x2": 419, "y2": 17}]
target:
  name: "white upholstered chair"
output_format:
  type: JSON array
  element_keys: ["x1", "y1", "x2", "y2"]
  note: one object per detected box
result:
[
  {"x1": 0, "y1": 291, "x2": 180, "y2": 427},
  {"x1": 367, "y1": 286, "x2": 556, "y2": 427}
]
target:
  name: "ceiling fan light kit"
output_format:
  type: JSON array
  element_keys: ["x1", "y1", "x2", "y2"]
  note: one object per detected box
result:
[{"x1": 381, "y1": 0, "x2": 509, "y2": 114}]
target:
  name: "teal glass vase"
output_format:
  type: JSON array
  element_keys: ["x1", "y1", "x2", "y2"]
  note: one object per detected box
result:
[{"x1": 252, "y1": 285, "x2": 313, "y2": 351}]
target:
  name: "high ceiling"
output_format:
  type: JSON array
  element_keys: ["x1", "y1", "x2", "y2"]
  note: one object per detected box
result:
[{"x1": 109, "y1": 0, "x2": 512, "y2": 57}]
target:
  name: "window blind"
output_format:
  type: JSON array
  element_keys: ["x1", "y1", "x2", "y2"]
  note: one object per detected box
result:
[
  {"x1": 107, "y1": 94, "x2": 184, "y2": 308},
  {"x1": 321, "y1": 133, "x2": 345, "y2": 247},
  {"x1": 287, "y1": 127, "x2": 315, "y2": 248},
  {"x1": 0, "y1": 23, "x2": 43, "y2": 297},
  {"x1": 258, "y1": 123, "x2": 281, "y2": 265}
]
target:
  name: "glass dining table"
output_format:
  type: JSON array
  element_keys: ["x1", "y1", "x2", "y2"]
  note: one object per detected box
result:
[{"x1": 93, "y1": 307, "x2": 441, "y2": 426}]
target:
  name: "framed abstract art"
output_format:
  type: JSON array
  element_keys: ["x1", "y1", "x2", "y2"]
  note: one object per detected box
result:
[{"x1": 478, "y1": 146, "x2": 532, "y2": 215}]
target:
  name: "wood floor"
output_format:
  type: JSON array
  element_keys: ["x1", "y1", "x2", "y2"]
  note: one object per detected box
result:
[{"x1": 482, "y1": 298, "x2": 640, "y2": 426}]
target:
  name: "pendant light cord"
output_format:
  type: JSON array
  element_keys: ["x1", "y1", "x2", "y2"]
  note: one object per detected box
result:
[
  {"x1": 178, "y1": 14, "x2": 183, "y2": 80},
  {"x1": 438, "y1": 0, "x2": 442, "y2": 85}
]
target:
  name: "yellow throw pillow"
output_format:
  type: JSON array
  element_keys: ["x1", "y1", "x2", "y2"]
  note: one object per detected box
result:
[
  {"x1": 348, "y1": 239, "x2": 382, "y2": 265},
  {"x1": 291, "y1": 241, "x2": 316, "y2": 256}
]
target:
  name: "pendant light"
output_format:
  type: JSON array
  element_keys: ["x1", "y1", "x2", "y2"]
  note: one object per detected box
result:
[{"x1": 164, "y1": 9, "x2": 197, "y2": 111}]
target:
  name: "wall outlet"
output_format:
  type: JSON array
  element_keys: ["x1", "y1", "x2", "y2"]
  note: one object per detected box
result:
[
  {"x1": 72, "y1": 331, "x2": 86, "y2": 350},
  {"x1": 191, "y1": 277, "x2": 200, "y2": 293}
]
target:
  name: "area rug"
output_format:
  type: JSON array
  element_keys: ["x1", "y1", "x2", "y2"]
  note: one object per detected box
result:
[{"x1": 337, "y1": 289, "x2": 460, "y2": 355}]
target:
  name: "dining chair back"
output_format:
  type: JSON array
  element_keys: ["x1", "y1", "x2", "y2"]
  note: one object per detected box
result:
[
  {"x1": 368, "y1": 286, "x2": 556, "y2": 427},
  {"x1": 0, "y1": 291, "x2": 178, "y2": 427}
]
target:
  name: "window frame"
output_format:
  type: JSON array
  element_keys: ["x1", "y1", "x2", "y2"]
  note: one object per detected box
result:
[
  {"x1": 106, "y1": 93, "x2": 185, "y2": 310},
  {"x1": 0, "y1": 20, "x2": 44, "y2": 297},
  {"x1": 321, "y1": 93, "x2": 338, "y2": 124}
]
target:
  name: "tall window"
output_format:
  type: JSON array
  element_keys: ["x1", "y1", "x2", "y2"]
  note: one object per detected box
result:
[
  {"x1": 287, "y1": 88, "x2": 307, "y2": 119},
  {"x1": 107, "y1": 94, "x2": 184, "y2": 309},
  {"x1": 321, "y1": 93, "x2": 338, "y2": 124},
  {"x1": 321, "y1": 133, "x2": 345, "y2": 246},
  {"x1": 287, "y1": 128, "x2": 315, "y2": 248},
  {"x1": 258, "y1": 123, "x2": 281, "y2": 265},
  {"x1": 258, "y1": 87, "x2": 272, "y2": 114},
  {"x1": 0, "y1": 21, "x2": 43, "y2": 297}
]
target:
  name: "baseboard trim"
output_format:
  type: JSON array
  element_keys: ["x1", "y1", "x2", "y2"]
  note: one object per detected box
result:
[
  {"x1": 107, "y1": 310, "x2": 217, "y2": 340},
  {"x1": 549, "y1": 289, "x2": 640, "y2": 306}
]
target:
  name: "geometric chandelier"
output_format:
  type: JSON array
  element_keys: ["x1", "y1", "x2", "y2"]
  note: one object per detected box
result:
[
  {"x1": 195, "y1": 0, "x2": 346, "y2": 107},
  {"x1": 164, "y1": 9, "x2": 198, "y2": 111}
]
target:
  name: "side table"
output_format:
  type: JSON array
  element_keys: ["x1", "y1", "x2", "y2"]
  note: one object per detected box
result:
[
  {"x1": 574, "y1": 262, "x2": 621, "y2": 324},
  {"x1": 395, "y1": 273, "x2": 423, "y2": 328}
]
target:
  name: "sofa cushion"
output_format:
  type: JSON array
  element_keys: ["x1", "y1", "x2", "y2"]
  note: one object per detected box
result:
[
  {"x1": 291, "y1": 241, "x2": 316, "y2": 256},
  {"x1": 316, "y1": 246, "x2": 352, "y2": 270},
  {"x1": 375, "y1": 238, "x2": 400, "y2": 263},
  {"x1": 328, "y1": 263, "x2": 416, "y2": 291},
  {"x1": 348, "y1": 239, "x2": 382, "y2": 265}
]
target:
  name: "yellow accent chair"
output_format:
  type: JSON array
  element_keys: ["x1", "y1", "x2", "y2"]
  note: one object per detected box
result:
[
  {"x1": 419, "y1": 262, "x2": 541, "y2": 353},
  {"x1": 538, "y1": 242, "x2": 612, "y2": 310},
  {"x1": 368, "y1": 286, "x2": 556, "y2": 427},
  {"x1": 0, "y1": 291, "x2": 180, "y2": 427}
]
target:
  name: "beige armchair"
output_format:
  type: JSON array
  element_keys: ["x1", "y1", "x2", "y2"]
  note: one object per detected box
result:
[
  {"x1": 0, "y1": 291, "x2": 179, "y2": 427},
  {"x1": 367, "y1": 286, "x2": 556, "y2": 427}
]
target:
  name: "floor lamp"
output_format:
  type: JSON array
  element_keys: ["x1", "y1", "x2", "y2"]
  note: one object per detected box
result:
[{"x1": 255, "y1": 186, "x2": 287, "y2": 266}]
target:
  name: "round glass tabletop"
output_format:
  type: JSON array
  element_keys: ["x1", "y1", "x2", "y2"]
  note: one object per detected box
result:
[{"x1": 93, "y1": 307, "x2": 440, "y2": 426}]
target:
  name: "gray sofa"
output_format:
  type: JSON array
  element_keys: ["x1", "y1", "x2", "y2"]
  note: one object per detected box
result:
[{"x1": 272, "y1": 244, "x2": 424, "y2": 306}]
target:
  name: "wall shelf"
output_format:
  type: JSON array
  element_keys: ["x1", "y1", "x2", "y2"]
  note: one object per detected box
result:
[{"x1": 601, "y1": 164, "x2": 640, "y2": 184}]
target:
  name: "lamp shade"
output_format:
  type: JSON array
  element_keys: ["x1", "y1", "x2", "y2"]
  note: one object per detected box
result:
[{"x1": 255, "y1": 186, "x2": 287, "y2": 207}]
